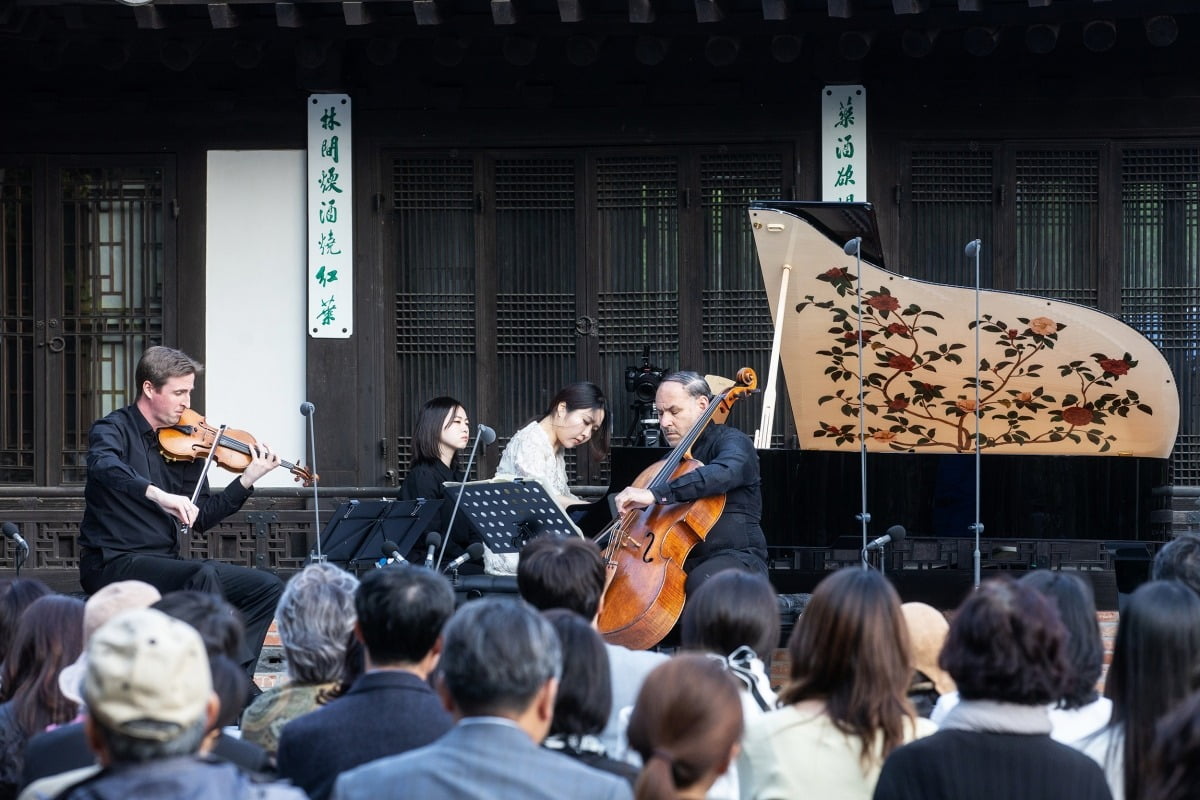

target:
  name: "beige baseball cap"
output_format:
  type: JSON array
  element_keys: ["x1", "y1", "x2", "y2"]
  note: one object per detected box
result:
[
  {"x1": 59, "y1": 581, "x2": 162, "y2": 706},
  {"x1": 83, "y1": 608, "x2": 212, "y2": 742}
]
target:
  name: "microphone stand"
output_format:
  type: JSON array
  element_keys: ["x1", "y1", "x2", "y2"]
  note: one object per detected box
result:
[
  {"x1": 965, "y1": 239, "x2": 985, "y2": 589},
  {"x1": 301, "y1": 402, "x2": 323, "y2": 561},
  {"x1": 435, "y1": 424, "x2": 488, "y2": 571},
  {"x1": 845, "y1": 236, "x2": 871, "y2": 570}
]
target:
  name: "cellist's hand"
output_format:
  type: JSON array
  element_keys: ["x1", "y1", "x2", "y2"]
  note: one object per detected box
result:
[{"x1": 614, "y1": 487, "x2": 655, "y2": 515}]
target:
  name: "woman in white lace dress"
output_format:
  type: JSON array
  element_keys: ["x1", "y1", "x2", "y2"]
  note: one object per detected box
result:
[{"x1": 486, "y1": 382, "x2": 609, "y2": 574}]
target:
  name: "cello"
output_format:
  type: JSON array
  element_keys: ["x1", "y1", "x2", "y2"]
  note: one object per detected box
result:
[{"x1": 597, "y1": 367, "x2": 757, "y2": 650}]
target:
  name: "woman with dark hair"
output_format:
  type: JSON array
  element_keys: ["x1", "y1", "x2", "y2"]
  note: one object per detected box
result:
[
  {"x1": 1073, "y1": 580, "x2": 1200, "y2": 800},
  {"x1": 627, "y1": 654, "x2": 744, "y2": 800},
  {"x1": 1143, "y1": 689, "x2": 1200, "y2": 800},
  {"x1": 0, "y1": 594, "x2": 85, "y2": 798},
  {"x1": 874, "y1": 576, "x2": 1111, "y2": 800},
  {"x1": 489, "y1": 381, "x2": 609, "y2": 574},
  {"x1": 739, "y1": 568, "x2": 932, "y2": 800},
  {"x1": 0, "y1": 578, "x2": 52, "y2": 674},
  {"x1": 398, "y1": 396, "x2": 481, "y2": 569},
  {"x1": 541, "y1": 609, "x2": 639, "y2": 786}
]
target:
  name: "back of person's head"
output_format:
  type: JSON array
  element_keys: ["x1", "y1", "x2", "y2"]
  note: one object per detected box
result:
[
  {"x1": 411, "y1": 396, "x2": 465, "y2": 465},
  {"x1": 153, "y1": 590, "x2": 246, "y2": 660},
  {"x1": 0, "y1": 577, "x2": 52, "y2": 667},
  {"x1": 1145, "y1": 690, "x2": 1200, "y2": 800},
  {"x1": 355, "y1": 566, "x2": 454, "y2": 666},
  {"x1": 780, "y1": 567, "x2": 913, "y2": 765},
  {"x1": 1106, "y1": 580, "x2": 1200, "y2": 800},
  {"x1": 84, "y1": 608, "x2": 214, "y2": 764},
  {"x1": 0, "y1": 594, "x2": 85, "y2": 734},
  {"x1": 440, "y1": 596, "x2": 562, "y2": 717},
  {"x1": 59, "y1": 580, "x2": 163, "y2": 706},
  {"x1": 543, "y1": 608, "x2": 611, "y2": 739},
  {"x1": 940, "y1": 576, "x2": 1069, "y2": 706},
  {"x1": 1019, "y1": 570, "x2": 1103, "y2": 709},
  {"x1": 899, "y1": 602, "x2": 955, "y2": 697},
  {"x1": 276, "y1": 562, "x2": 359, "y2": 684},
  {"x1": 627, "y1": 654, "x2": 743, "y2": 800},
  {"x1": 681, "y1": 569, "x2": 780, "y2": 662},
  {"x1": 209, "y1": 654, "x2": 249, "y2": 731},
  {"x1": 517, "y1": 534, "x2": 606, "y2": 618},
  {"x1": 1153, "y1": 534, "x2": 1200, "y2": 598}
]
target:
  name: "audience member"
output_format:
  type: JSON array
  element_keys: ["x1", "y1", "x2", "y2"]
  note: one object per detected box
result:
[
  {"x1": 242, "y1": 563, "x2": 360, "y2": 757},
  {"x1": 1152, "y1": 533, "x2": 1200, "y2": 597},
  {"x1": 1074, "y1": 580, "x2": 1200, "y2": 800},
  {"x1": 152, "y1": 591, "x2": 245, "y2": 661},
  {"x1": 874, "y1": 576, "x2": 1111, "y2": 800},
  {"x1": 542, "y1": 609, "x2": 639, "y2": 786},
  {"x1": 738, "y1": 568, "x2": 933, "y2": 800},
  {"x1": 52, "y1": 609, "x2": 304, "y2": 800},
  {"x1": 0, "y1": 579, "x2": 52, "y2": 674},
  {"x1": 276, "y1": 566, "x2": 455, "y2": 800},
  {"x1": 517, "y1": 533, "x2": 666, "y2": 765},
  {"x1": 1143, "y1": 689, "x2": 1200, "y2": 800},
  {"x1": 21, "y1": 581, "x2": 162, "y2": 790},
  {"x1": 899, "y1": 603, "x2": 954, "y2": 719},
  {"x1": 627, "y1": 654, "x2": 744, "y2": 800},
  {"x1": 0, "y1": 595, "x2": 85, "y2": 799},
  {"x1": 331, "y1": 595, "x2": 632, "y2": 800}
]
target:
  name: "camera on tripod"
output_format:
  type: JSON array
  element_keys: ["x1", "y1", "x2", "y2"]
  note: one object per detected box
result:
[
  {"x1": 625, "y1": 346, "x2": 666, "y2": 403},
  {"x1": 624, "y1": 346, "x2": 668, "y2": 447}
]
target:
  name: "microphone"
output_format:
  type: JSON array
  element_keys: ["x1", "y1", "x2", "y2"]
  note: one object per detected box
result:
[
  {"x1": 477, "y1": 424, "x2": 497, "y2": 446},
  {"x1": 380, "y1": 540, "x2": 408, "y2": 567},
  {"x1": 424, "y1": 531, "x2": 442, "y2": 569},
  {"x1": 2, "y1": 522, "x2": 28, "y2": 551},
  {"x1": 864, "y1": 525, "x2": 906, "y2": 552},
  {"x1": 299, "y1": 401, "x2": 316, "y2": 417},
  {"x1": 964, "y1": 239, "x2": 982, "y2": 258},
  {"x1": 443, "y1": 542, "x2": 485, "y2": 573},
  {"x1": 843, "y1": 237, "x2": 862, "y2": 256}
]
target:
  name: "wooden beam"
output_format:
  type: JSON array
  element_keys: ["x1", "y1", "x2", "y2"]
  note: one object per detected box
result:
[
  {"x1": 557, "y1": 0, "x2": 583, "y2": 22},
  {"x1": 275, "y1": 2, "x2": 303, "y2": 27},
  {"x1": 412, "y1": 0, "x2": 444, "y2": 25},
  {"x1": 629, "y1": 0, "x2": 655, "y2": 23},
  {"x1": 133, "y1": 5, "x2": 167, "y2": 29},
  {"x1": 491, "y1": 0, "x2": 519, "y2": 25},
  {"x1": 892, "y1": 0, "x2": 927, "y2": 13},
  {"x1": 208, "y1": 3, "x2": 238, "y2": 29},
  {"x1": 343, "y1": 2, "x2": 374, "y2": 25},
  {"x1": 827, "y1": 0, "x2": 853, "y2": 18}
]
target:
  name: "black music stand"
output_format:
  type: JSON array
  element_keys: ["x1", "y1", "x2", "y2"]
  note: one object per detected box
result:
[
  {"x1": 447, "y1": 479, "x2": 579, "y2": 555},
  {"x1": 315, "y1": 498, "x2": 443, "y2": 571}
]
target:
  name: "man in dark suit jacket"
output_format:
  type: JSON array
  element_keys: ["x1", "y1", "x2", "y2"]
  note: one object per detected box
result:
[
  {"x1": 276, "y1": 566, "x2": 455, "y2": 800},
  {"x1": 331, "y1": 596, "x2": 632, "y2": 800}
]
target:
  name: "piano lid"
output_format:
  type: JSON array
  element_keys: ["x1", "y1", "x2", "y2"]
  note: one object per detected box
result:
[{"x1": 749, "y1": 201, "x2": 1179, "y2": 459}]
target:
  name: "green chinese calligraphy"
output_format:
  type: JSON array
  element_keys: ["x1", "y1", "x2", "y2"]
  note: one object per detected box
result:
[
  {"x1": 836, "y1": 134, "x2": 855, "y2": 159},
  {"x1": 321, "y1": 136, "x2": 340, "y2": 164},
  {"x1": 318, "y1": 167, "x2": 344, "y2": 194},
  {"x1": 318, "y1": 296, "x2": 337, "y2": 325},
  {"x1": 835, "y1": 98, "x2": 855, "y2": 129},
  {"x1": 320, "y1": 107, "x2": 342, "y2": 131},
  {"x1": 319, "y1": 199, "x2": 338, "y2": 225},
  {"x1": 314, "y1": 266, "x2": 339, "y2": 287},
  {"x1": 834, "y1": 164, "x2": 856, "y2": 187},
  {"x1": 318, "y1": 231, "x2": 342, "y2": 256}
]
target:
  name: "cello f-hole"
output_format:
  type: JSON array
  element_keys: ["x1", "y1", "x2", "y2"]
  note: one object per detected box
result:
[{"x1": 641, "y1": 531, "x2": 656, "y2": 564}]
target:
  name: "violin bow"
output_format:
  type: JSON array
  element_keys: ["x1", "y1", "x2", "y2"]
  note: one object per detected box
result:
[{"x1": 181, "y1": 422, "x2": 226, "y2": 536}]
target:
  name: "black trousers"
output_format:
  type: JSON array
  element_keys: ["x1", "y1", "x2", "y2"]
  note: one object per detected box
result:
[{"x1": 79, "y1": 548, "x2": 283, "y2": 679}]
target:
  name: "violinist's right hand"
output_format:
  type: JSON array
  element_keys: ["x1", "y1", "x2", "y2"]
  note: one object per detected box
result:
[{"x1": 146, "y1": 485, "x2": 199, "y2": 526}]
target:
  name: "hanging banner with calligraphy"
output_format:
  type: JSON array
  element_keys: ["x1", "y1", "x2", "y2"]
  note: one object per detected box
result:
[
  {"x1": 307, "y1": 93, "x2": 353, "y2": 338},
  {"x1": 821, "y1": 85, "x2": 866, "y2": 203}
]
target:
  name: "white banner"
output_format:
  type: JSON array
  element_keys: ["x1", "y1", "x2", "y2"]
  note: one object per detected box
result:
[
  {"x1": 821, "y1": 85, "x2": 866, "y2": 203},
  {"x1": 307, "y1": 93, "x2": 353, "y2": 338}
]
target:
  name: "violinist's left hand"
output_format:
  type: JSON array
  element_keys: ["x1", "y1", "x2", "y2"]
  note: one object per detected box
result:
[
  {"x1": 614, "y1": 486, "x2": 655, "y2": 515},
  {"x1": 240, "y1": 442, "x2": 281, "y2": 488}
]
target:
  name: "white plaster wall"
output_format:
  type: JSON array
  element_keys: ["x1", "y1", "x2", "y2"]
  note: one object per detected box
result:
[{"x1": 205, "y1": 150, "x2": 308, "y2": 488}]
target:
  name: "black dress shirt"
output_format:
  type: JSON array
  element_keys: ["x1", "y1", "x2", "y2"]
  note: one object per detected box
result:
[
  {"x1": 80, "y1": 404, "x2": 253, "y2": 560},
  {"x1": 398, "y1": 459, "x2": 479, "y2": 562}
]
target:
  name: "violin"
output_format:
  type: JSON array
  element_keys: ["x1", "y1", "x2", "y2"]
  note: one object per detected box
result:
[
  {"x1": 156, "y1": 408, "x2": 317, "y2": 487},
  {"x1": 596, "y1": 367, "x2": 757, "y2": 650}
]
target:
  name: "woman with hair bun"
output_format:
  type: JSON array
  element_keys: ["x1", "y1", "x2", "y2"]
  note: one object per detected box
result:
[{"x1": 627, "y1": 654, "x2": 744, "y2": 800}]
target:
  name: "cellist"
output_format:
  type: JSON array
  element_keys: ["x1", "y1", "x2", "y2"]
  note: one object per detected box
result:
[{"x1": 613, "y1": 370, "x2": 768, "y2": 594}]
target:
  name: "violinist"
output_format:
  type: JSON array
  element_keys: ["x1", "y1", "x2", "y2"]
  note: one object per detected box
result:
[
  {"x1": 612, "y1": 370, "x2": 768, "y2": 594},
  {"x1": 78, "y1": 346, "x2": 284, "y2": 683}
]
